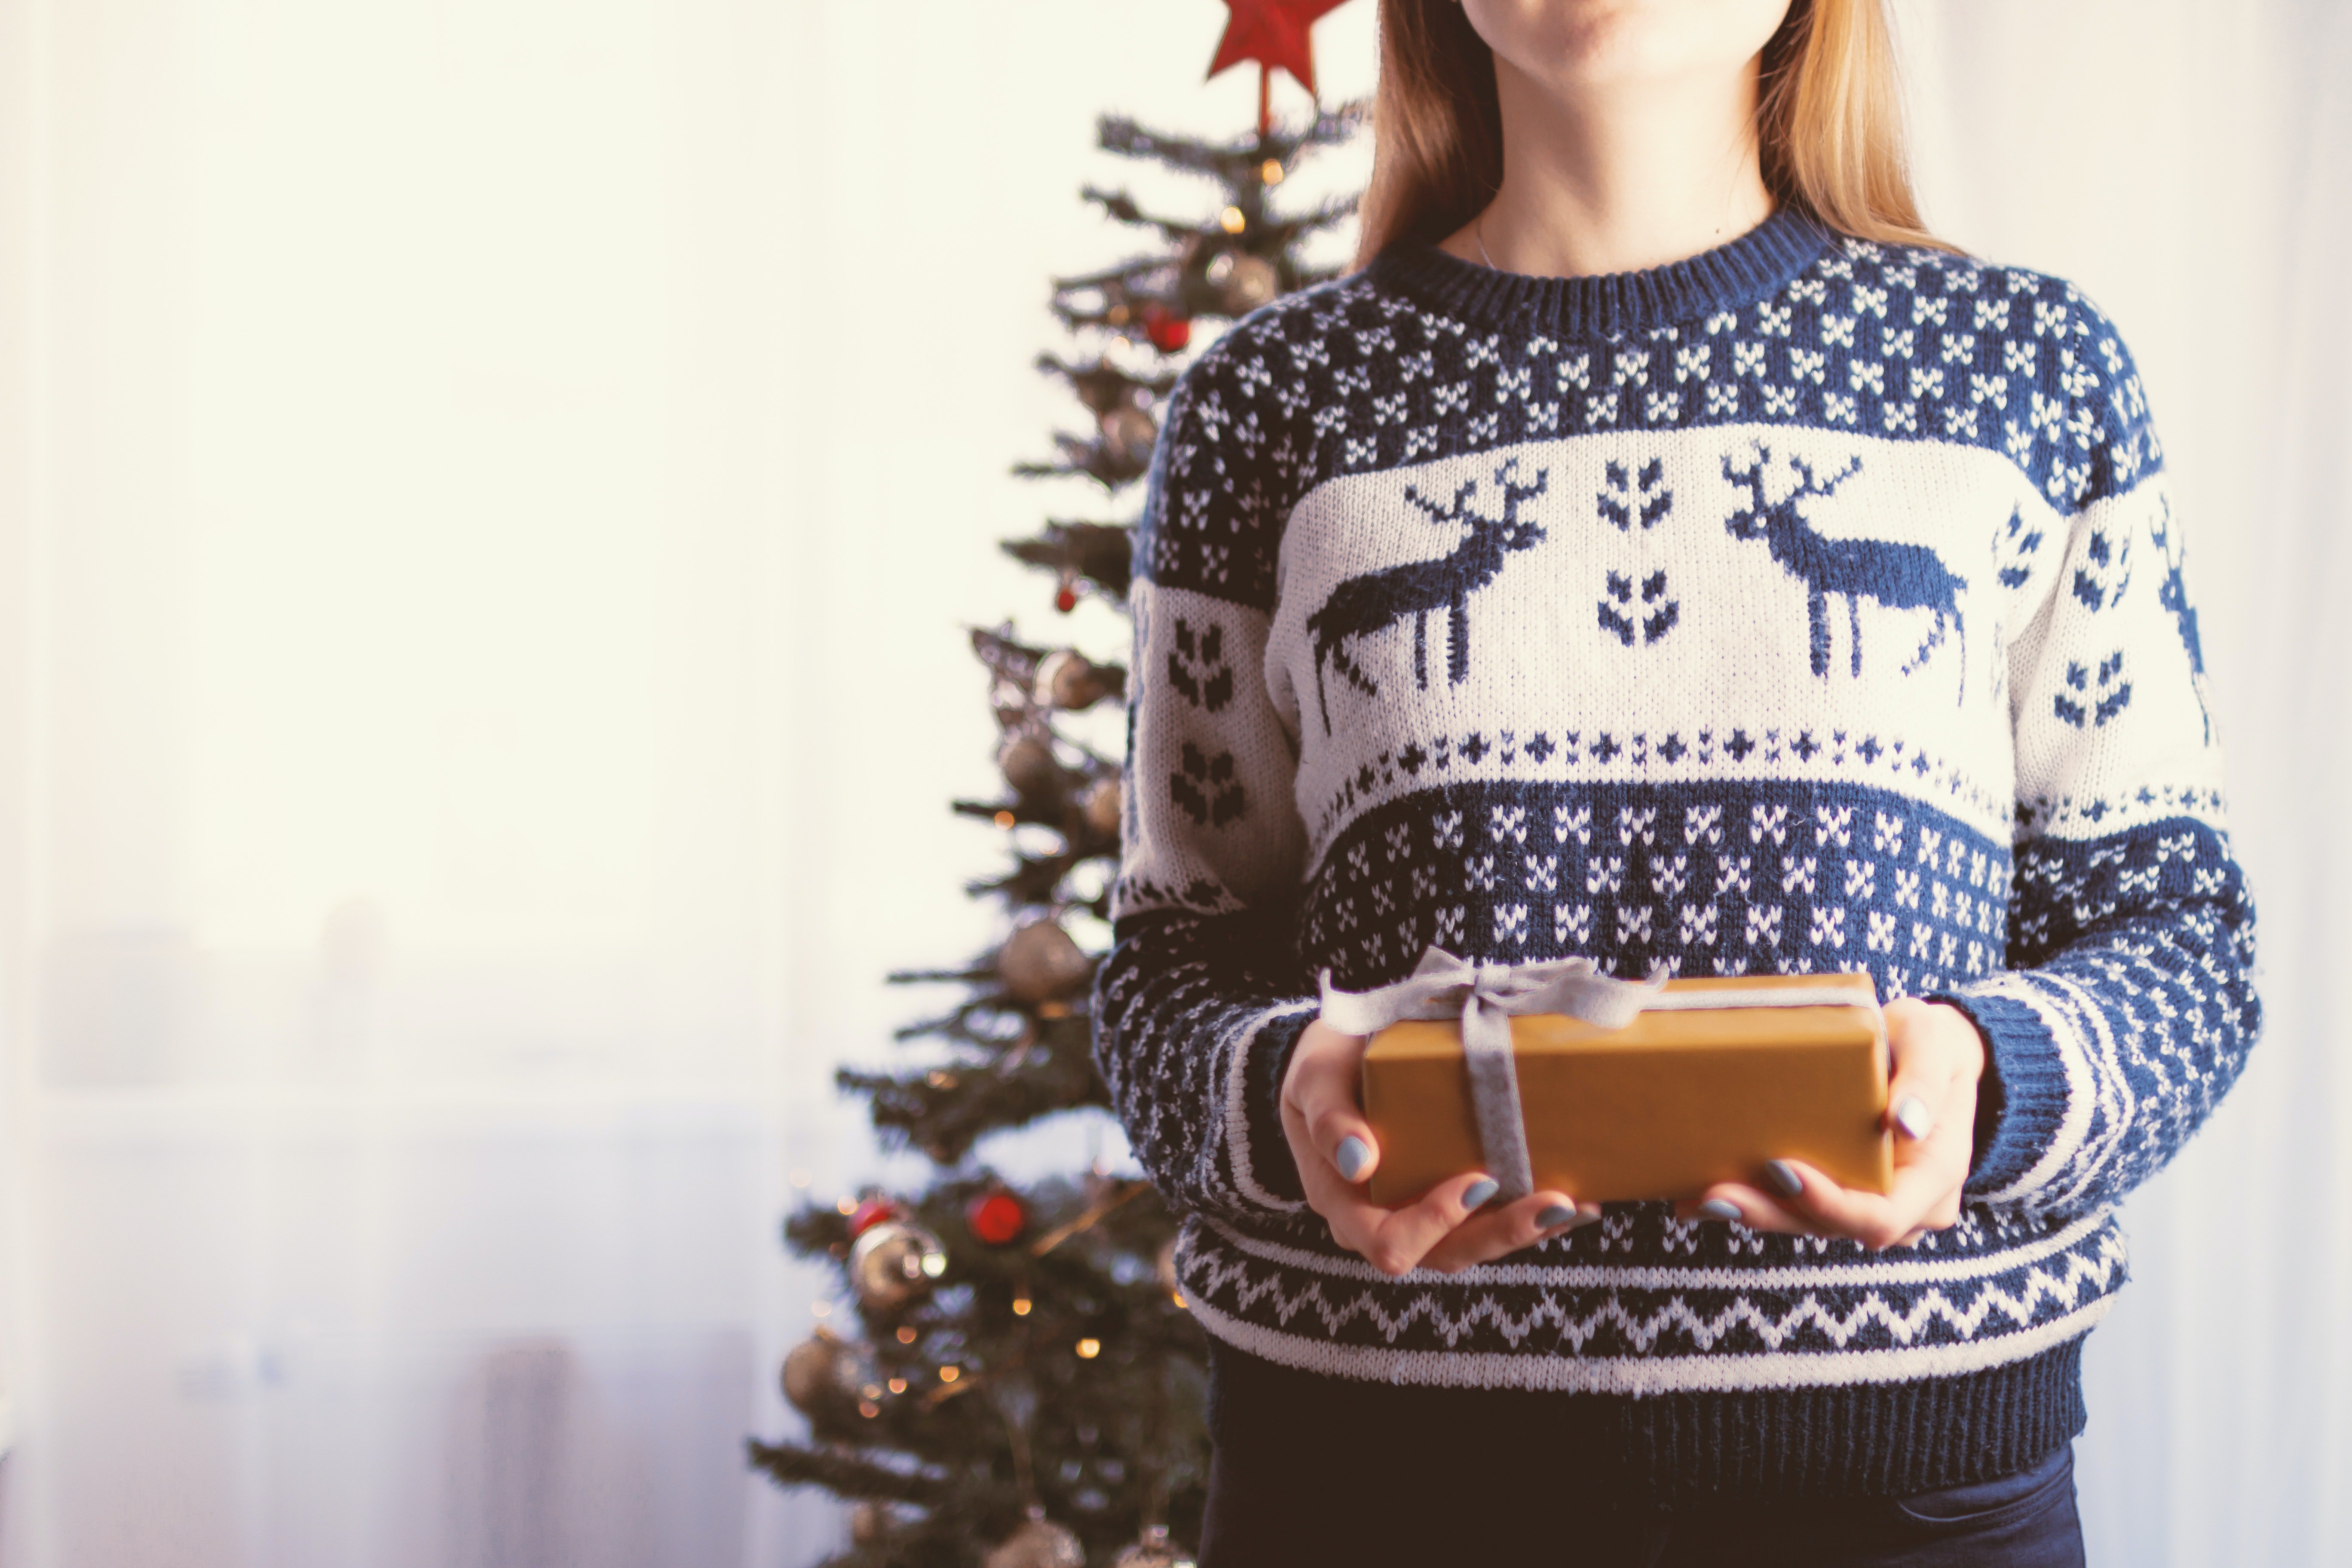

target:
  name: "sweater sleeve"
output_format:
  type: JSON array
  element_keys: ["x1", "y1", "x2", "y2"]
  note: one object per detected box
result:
[
  {"x1": 1929, "y1": 297, "x2": 2260, "y2": 1216},
  {"x1": 1090, "y1": 332, "x2": 1320, "y2": 1224}
]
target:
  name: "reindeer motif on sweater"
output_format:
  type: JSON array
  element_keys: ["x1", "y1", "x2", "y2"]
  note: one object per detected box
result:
[
  {"x1": 1721, "y1": 443, "x2": 1968, "y2": 701},
  {"x1": 1306, "y1": 459, "x2": 1550, "y2": 733}
]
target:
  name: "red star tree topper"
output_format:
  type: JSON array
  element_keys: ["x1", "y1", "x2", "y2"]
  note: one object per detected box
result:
[{"x1": 1208, "y1": 0, "x2": 1355, "y2": 134}]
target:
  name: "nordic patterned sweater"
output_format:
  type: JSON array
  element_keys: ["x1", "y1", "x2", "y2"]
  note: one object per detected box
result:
[{"x1": 1090, "y1": 206, "x2": 2260, "y2": 1500}]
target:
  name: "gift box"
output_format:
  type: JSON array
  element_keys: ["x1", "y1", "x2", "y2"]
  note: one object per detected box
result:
[{"x1": 1352, "y1": 967, "x2": 1892, "y2": 1208}]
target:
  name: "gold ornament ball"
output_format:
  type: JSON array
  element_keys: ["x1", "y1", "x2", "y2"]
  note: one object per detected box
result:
[
  {"x1": 984, "y1": 1515, "x2": 1086, "y2": 1568},
  {"x1": 1082, "y1": 775, "x2": 1123, "y2": 838},
  {"x1": 998, "y1": 919, "x2": 1092, "y2": 1004},
  {"x1": 780, "y1": 1328, "x2": 865, "y2": 1418},
  {"x1": 998, "y1": 731, "x2": 1063, "y2": 798},
  {"x1": 1208, "y1": 251, "x2": 1279, "y2": 316},
  {"x1": 1034, "y1": 649, "x2": 1110, "y2": 711},
  {"x1": 848, "y1": 1219, "x2": 948, "y2": 1311}
]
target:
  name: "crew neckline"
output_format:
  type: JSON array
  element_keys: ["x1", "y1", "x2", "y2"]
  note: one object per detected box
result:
[{"x1": 1369, "y1": 205, "x2": 1838, "y2": 338}]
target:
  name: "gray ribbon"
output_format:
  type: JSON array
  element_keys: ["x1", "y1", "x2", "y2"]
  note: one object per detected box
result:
[{"x1": 1320, "y1": 946, "x2": 1876, "y2": 1203}]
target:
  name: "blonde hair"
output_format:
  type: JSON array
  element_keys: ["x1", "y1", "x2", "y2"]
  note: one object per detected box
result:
[{"x1": 1352, "y1": 0, "x2": 1957, "y2": 267}]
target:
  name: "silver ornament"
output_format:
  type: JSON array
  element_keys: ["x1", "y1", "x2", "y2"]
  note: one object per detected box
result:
[
  {"x1": 984, "y1": 1513, "x2": 1085, "y2": 1568},
  {"x1": 780, "y1": 1328, "x2": 867, "y2": 1419},
  {"x1": 998, "y1": 730, "x2": 1064, "y2": 798},
  {"x1": 848, "y1": 1219, "x2": 947, "y2": 1311},
  {"x1": 1081, "y1": 774, "x2": 1122, "y2": 838},
  {"x1": 1098, "y1": 403, "x2": 1159, "y2": 471},
  {"x1": 1207, "y1": 251, "x2": 1278, "y2": 316},
  {"x1": 998, "y1": 919, "x2": 1092, "y2": 1004},
  {"x1": 1033, "y1": 649, "x2": 1111, "y2": 711},
  {"x1": 1113, "y1": 1526, "x2": 1196, "y2": 1568}
]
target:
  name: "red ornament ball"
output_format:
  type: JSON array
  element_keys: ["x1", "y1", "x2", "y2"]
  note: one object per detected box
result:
[
  {"x1": 847, "y1": 1196, "x2": 900, "y2": 1240},
  {"x1": 966, "y1": 1190, "x2": 1028, "y2": 1246},
  {"x1": 1054, "y1": 582, "x2": 1080, "y2": 613},
  {"x1": 1139, "y1": 301, "x2": 1191, "y2": 353}
]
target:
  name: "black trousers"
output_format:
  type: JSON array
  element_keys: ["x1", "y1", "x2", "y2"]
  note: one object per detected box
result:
[{"x1": 1198, "y1": 1341, "x2": 2086, "y2": 1568}]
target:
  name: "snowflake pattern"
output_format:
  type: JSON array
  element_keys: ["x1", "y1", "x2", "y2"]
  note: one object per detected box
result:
[
  {"x1": 1138, "y1": 232, "x2": 2157, "y2": 609},
  {"x1": 1297, "y1": 783, "x2": 2009, "y2": 994}
]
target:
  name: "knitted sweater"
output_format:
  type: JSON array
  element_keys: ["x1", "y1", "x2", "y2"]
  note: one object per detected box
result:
[{"x1": 1090, "y1": 207, "x2": 2260, "y2": 1500}]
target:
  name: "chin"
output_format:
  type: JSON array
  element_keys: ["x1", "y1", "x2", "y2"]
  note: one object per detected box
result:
[{"x1": 1473, "y1": 0, "x2": 1794, "y2": 90}]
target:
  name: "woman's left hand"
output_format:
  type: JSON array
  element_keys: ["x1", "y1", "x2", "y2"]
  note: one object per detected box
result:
[{"x1": 1675, "y1": 998, "x2": 1988, "y2": 1250}]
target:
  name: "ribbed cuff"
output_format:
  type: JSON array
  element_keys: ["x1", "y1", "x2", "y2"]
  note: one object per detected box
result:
[
  {"x1": 1243, "y1": 1009, "x2": 1317, "y2": 1204},
  {"x1": 1927, "y1": 988, "x2": 2070, "y2": 1197}
]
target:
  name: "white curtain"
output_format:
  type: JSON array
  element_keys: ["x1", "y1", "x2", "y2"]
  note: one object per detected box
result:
[
  {"x1": 1895, "y1": 4, "x2": 2352, "y2": 1562},
  {"x1": 0, "y1": 3, "x2": 2341, "y2": 1565},
  {"x1": 0, "y1": 0, "x2": 847, "y2": 1562}
]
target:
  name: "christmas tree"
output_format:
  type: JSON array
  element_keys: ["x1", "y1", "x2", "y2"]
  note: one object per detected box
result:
[{"x1": 748, "y1": 9, "x2": 1364, "y2": 1565}]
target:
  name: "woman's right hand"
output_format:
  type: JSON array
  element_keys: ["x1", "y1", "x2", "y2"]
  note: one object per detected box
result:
[{"x1": 1277, "y1": 1017, "x2": 1599, "y2": 1276}]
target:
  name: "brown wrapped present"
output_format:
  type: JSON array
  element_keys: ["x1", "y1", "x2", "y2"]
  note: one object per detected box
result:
[{"x1": 1321, "y1": 949, "x2": 1891, "y2": 1208}]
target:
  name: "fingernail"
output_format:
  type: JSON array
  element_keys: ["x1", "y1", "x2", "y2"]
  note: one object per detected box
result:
[
  {"x1": 1568, "y1": 1208, "x2": 1605, "y2": 1230},
  {"x1": 1333, "y1": 1136, "x2": 1371, "y2": 1181},
  {"x1": 1894, "y1": 1095, "x2": 1934, "y2": 1141},
  {"x1": 1698, "y1": 1198, "x2": 1743, "y2": 1222},
  {"x1": 1461, "y1": 1177, "x2": 1500, "y2": 1210},
  {"x1": 1763, "y1": 1160, "x2": 1804, "y2": 1197},
  {"x1": 1536, "y1": 1203, "x2": 1577, "y2": 1228}
]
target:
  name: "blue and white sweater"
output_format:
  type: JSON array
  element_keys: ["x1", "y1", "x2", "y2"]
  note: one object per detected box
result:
[{"x1": 1091, "y1": 207, "x2": 2260, "y2": 1498}]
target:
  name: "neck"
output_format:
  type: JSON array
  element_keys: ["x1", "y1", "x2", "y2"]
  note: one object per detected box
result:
[{"x1": 1456, "y1": 53, "x2": 1774, "y2": 279}]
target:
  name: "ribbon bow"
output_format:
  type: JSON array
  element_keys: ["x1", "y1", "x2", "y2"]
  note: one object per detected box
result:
[{"x1": 1318, "y1": 947, "x2": 1670, "y2": 1203}]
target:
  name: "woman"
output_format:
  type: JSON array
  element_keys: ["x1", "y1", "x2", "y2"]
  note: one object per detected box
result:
[{"x1": 1091, "y1": 1, "x2": 2257, "y2": 1562}]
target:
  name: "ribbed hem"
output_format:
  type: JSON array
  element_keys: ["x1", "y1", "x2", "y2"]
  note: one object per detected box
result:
[
  {"x1": 1928, "y1": 988, "x2": 2070, "y2": 1197},
  {"x1": 1207, "y1": 1333, "x2": 2088, "y2": 1504},
  {"x1": 1243, "y1": 1010, "x2": 1314, "y2": 1203},
  {"x1": 1369, "y1": 205, "x2": 1837, "y2": 338}
]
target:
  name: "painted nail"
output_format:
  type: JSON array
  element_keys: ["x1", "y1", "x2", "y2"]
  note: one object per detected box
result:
[
  {"x1": 1698, "y1": 1198, "x2": 1743, "y2": 1222},
  {"x1": 1893, "y1": 1095, "x2": 1935, "y2": 1141},
  {"x1": 1536, "y1": 1203, "x2": 1577, "y2": 1228},
  {"x1": 1571, "y1": 1206, "x2": 1606, "y2": 1229},
  {"x1": 1333, "y1": 1136, "x2": 1372, "y2": 1182},
  {"x1": 1461, "y1": 1177, "x2": 1500, "y2": 1210},
  {"x1": 1763, "y1": 1160, "x2": 1804, "y2": 1198}
]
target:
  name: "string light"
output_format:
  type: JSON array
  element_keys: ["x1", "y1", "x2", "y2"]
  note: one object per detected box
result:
[
  {"x1": 789, "y1": 1169, "x2": 811, "y2": 1188},
  {"x1": 887, "y1": 1377, "x2": 906, "y2": 1394},
  {"x1": 896, "y1": 1326, "x2": 918, "y2": 1344},
  {"x1": 939, "y1": 1366, "x2": 961, "y2": 1383},
  {"x1": 836, "y1": 1196, "x2": 858, "y2": 1216},
  {"x1": 1012, "y1": 1296, "x2": 1033, "y2": 1316},
  {"x1": 1075, "y1": 1338, "x2": 1101, "y2": 1360},
  {"x1": 1219, "y1": 205, "x2": 1245, "y2": 234},
  {"x1": 994, "y1": 811, "x2": 1016, "y2": 828},
  {"x1": 1260, "y1": 159, "x2": 1283, "y2": 185}
]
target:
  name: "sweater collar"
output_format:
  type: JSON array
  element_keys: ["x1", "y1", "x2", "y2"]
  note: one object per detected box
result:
[{"x1": 1368, "y1": 205, "x2": 1837, "y2": 338}]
